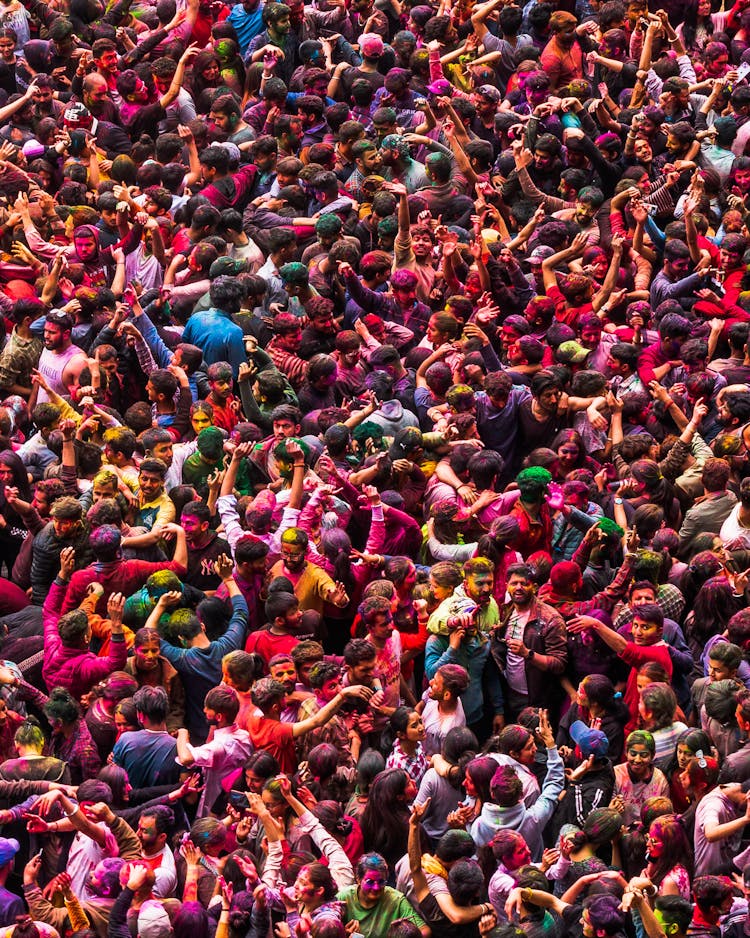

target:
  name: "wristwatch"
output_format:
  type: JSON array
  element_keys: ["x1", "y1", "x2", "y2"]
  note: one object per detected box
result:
[{"x1": 614, "y1": 497, "x2": 623, "y2": 504}]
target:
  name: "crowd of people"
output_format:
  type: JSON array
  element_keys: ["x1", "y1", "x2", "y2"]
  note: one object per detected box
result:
[{"x1": 3, "y1": 0, "x2": 750, "y2": 935}]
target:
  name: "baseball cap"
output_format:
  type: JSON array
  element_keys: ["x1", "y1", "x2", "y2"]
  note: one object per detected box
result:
[
  {"x1": 138, "y1": 901, "x2": 173, "y2": 938},
  {"x1": 476, "y1": 84, "x2": 502, "y2": 102},
  {"x1": 569, "y1": 720, "x2": 609, "y2": 758},
  {"x1": 0, "y1": 837, "x2": 19, "y2": 866},
  {"x1": 556, "y1": 340, "x2": 589, "y2": 364},
  {"x1": 209, "y1": 257, "x2": 246, "y2": 279},
  {"x1": 427, "y1": 78, "x2": 453, "y2": 96},
  {"x1": 360, "y1": 33, "x2": 384, "y2": 57}
]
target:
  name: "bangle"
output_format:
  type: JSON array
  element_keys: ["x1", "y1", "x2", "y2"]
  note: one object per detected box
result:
[
  {"x1": 522, "y1": 888, "x2": 533, "y2": 902},
  {"x1": 64, "y1": 805, "x2": 79, "y2": 819}
]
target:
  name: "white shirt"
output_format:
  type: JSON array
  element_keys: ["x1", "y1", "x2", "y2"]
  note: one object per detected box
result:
[{"x1": 420, "y1": 694, "x2": 465, "y2": 758}]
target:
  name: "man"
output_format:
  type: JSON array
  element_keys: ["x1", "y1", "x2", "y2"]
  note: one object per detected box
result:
[
  {"x1": 179, "y1": 500, "x2": 232, "y2": 592},
  {"x1": 247, "y1": 675, "x2": 372, "y2": 774},
  {"x1": 569, "y1": 603, "x2": 673, "y2": 730},
  {"x1": 227, "y1": 0, "x2": 265, "y2": 57},
  {"x1": 247, "y1": 2, "x2": 299, "y2": 85},
  {"x1": 428, "y1": 557, "x2": 500, "y2": 637},
  {"x1": 136, "y1": 459, "x2": 175, "y2": 531},
  {"x1": 648, "y1": 245, "x2": 704, "y2": 312},
  {"x1": 112, "y1": 686, "x2": 180, "y2": 789},
  {"x1": 176, "y1": 685, "x2": 252, "y2": 816},
  {"x1": 678, "y1": 458, "x2": 737, "y2": 557},
  {"x1": 198, "y1": 145, "x2": 257, "y2": 212},
  {"x1": 381, "y1": 135, "x2": 428, "y2": 194},
  {"x1": 338, "y1": 852, "x2": 428, "y2": 938},
  {"x1": 155, "y1": 555, "x2": 248, "y2": 742},
  {"x1": 257, "y1": 228, "x2": 297, "y2": 314},
  {"x1": 491, "y1": 563, "x2": 567, "y2": 720},
  {"x1": 344, "y1": 140, "x2": 384, "y2": 203},
  {"x1": 135, "y1": 805, "x2": 176, "y2": 898},
  {"x1": 61, "y1": 524, "x2": 188, "y2": 614},
  {"x1": 34, "y1": 311, "x2": 87, "y2": 405},
  {"x1": 0, "y1": 837, "x2": 22, "y2": 925},
  {"x1": 269, "y1": 527, "x2": 348, "y2": 614},
  {"x1": 474, "y1": 372, "x2": 531, "y2": 478},
  {"x1": 0, "y1": 298, "x2": 43, "y2": 398},
  {"x1": 686, "y1": 878, "x2": 734, "y2": 938},
  {"x1": 182, "y1": 277, "x2": 246, "y2": 376},
  {"x1": 43, "y1": 548, "x2": 128, "y2": 699}
]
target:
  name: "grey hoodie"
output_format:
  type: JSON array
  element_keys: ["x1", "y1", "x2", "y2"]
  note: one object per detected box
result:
[
  {"x1": 470, "y1": 747, "x2": 564, "y2": 856},
  {"x1": 367, "y1": 399, "x2": 420, "y2": 435}
]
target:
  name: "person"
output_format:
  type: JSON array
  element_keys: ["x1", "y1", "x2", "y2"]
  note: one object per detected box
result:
[
  {"x1": 337, "y1": 853, "x2": 429, "y2": 937},
  {"x1": 111, "y1": 685, "x2": 180, "y2": 789},
  {"x1": 5, "y1": 0, "x2": 750, "y2": 929},
  {"x1": 175, "y1": 684, "x2": 253, "y2": 816},
  {"x1": 491, "y1": 562, "x2": 567, "y2": 719}
]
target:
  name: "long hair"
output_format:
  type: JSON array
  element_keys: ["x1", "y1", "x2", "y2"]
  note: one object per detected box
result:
[
  {"x1": 646, "y1": 814, "x2": 693, "y2": 887},
  {"x1": 0, "y1": 449, "x2": 31, "y2": 501},
  {"x1": 688, "y1": 576, "x2": 740, "y2": 645},
  {"x1": 321, "y1": 528, "x2": 354, "y2": 597},
  {"x1": 679, "y1": 551, "x2": 724, "y2": 609},
  {"x1": 360, "y1": 769, "x2": 411, "y2": 867}
]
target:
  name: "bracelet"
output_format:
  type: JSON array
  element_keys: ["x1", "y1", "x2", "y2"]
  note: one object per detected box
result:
[
  {"x1": 64, "y1": 805, "x2": 79, "y2": 819},
  {"x1": 522, "y1": 888, "x2": 533, "y2": 902}
]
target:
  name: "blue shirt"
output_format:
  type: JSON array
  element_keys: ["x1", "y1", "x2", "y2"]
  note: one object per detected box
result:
[
  {"x1": 112, "y1": 729, "x2": 180, "y2": 788},
  {"x1": 159, "y1": 594, "x2": 248, "y2": 741},
  {"x1": 182, "y1": 308, "x2": 246, "y2": 376},
  {"x1": 227, "y1": 2, "x2": 264, "y2": 56}
]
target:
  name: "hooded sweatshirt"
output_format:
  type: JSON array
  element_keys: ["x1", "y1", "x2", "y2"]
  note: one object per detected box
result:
[
  {"x1": 367, "y1": 399, "x2": 419, "y2": 435},
  {"x1": 469, "y1": 746, "x2": 564, "y2": 854}
]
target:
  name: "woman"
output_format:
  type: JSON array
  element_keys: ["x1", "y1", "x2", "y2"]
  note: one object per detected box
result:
[
  {"x1": 657, "y1": 728, "x2": 714, "y2": 813},
  {"x1": 113, "y1": 698, "x2": 139, "y2": 738},
  {"x1": 643, "y1": 814, "x2": 692, "y2": 898},
  {"x1": 385, "y1": 707, "x2": 428, "y2": 786},
  {"x1": 551, "y1": 429, "x2": 600, "y2": 478},
  {"x1": 189, "y1": 50, "x2": 224, "y2": 110},
  {"x1": 553, "y1": 809, "x2": 622, "y2": 892},
  {"x1": 345, "y1": 750, "x2": 385, "y2": 823},
  {"x1": 484, "y1": 724, "x2": 541, "y2": 807},
  {"x1": 84, "y1": 672, "x2": 138, "y2": 763},
  {"x1": 621, "y1": 459, "x2": 682, "y2": 530},
  {"x1": 463, "y1": 756, "x2": 498, "y2": 822},
  {"x1": 677, "y1": 0, "x2": 730, "y2": 51},
  {"x1": 124, "y1": 626, "x2": 186, "y2": 734},
  {"x1": 486, "y1": 829, "x2": 533, "y2": 919},
  {"x1": 0, "y1": 719, "x2": 69, "y2": 783},
  {"x1": 0, "y1": 27, "x2": 24, "y2": 96},
  {"x1": 217, "y1": 750, "x2": 280, "y2": 817},
  {"x1": 416, "y1": 727, "x2": 478, "y2": 845},
  {"x1": 684, "y1": 576, "x2": 741, "y2": 662},
  {"x1": 360, "y1": 769, "x2": 415, "y2": 875},
  {"x1": 638, "y1": 683, "x2": 688, "y2": 760},
  {"x1": 558, "y1": 674, "x2": 630, "y2": 764},
  {"x1": 613, "y1": 730, "x2": 670, "y2": 828},
  {"x1": 475, "y1": 517, "x2": 523, "y2": 604},
  {"x1": 0, "y1": 450, "x2": 31, "y2": 575}
]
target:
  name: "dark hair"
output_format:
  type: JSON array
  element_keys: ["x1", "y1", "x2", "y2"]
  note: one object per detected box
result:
[{"x1": 360, "y1": 770, "x2": 412, "y2": 867}]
